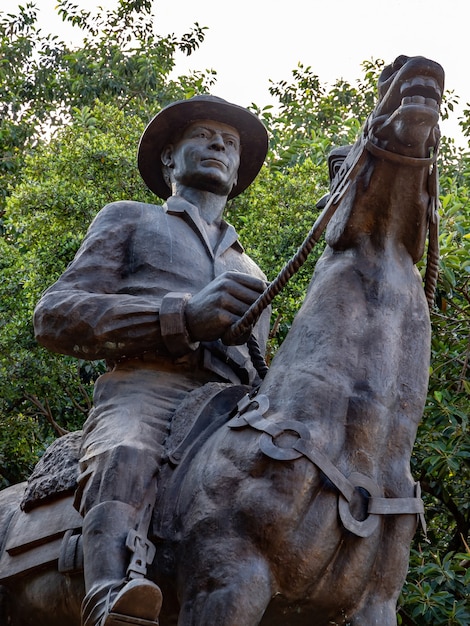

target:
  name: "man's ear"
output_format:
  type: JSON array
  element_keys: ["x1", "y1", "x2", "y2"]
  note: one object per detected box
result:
[{"x1": 161, "y1": 145, "x2": 174, "y2": 167}]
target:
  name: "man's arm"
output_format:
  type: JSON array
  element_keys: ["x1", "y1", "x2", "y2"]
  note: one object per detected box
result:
[
  {"x1": 34, "y1": 202, "x2": 267, "y2": 362},
  {"x1": 34, "y1": 202, "x2": 168, "y2": 361}
]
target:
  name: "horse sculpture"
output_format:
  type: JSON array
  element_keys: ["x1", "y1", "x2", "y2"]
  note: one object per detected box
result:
[{"x1": 0, "y1": 54, "x2": 444, "y2": 626}]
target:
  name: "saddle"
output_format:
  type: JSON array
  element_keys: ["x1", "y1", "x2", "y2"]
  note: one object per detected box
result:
[{"x1": 0, "y1": 382, "x2": 248, "y2": 584}]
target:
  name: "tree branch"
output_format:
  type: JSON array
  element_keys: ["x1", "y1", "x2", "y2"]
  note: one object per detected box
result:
[
  {"x1": 421, "y1": 478, "x2": 469, "y2": 552},
  {"x1": 397, "y1": 609, "x2": 417, "y2": 626},
  {"x1": 25, "y1": 393, "x2": 69, "y2": 437},
  {"x1": 64, "y1": 384, "x2": 91, "y2": 414}
]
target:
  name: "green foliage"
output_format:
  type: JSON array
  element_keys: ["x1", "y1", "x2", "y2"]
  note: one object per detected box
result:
[
  {"x1": 0, "y1": 101, "x2": 151, "y2": 487},
  {"x1": 399, "y1": 550, "x2": 470, "y2": 625},
  {"x1": 251, "y1": 60, "x2": 380, "y2": 170},
  {"x1": 0, "y1": 414, "x2": 42, "y2": 487}
]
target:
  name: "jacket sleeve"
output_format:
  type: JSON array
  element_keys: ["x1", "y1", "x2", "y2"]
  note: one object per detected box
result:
[{"x1": 33, "y1": 202, "x2": 195, "y2": 361}]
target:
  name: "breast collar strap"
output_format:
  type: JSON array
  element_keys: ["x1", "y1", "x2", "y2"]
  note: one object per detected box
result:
[{"x1": 227, "y1": 393, "x2": 427, "y2": 538}]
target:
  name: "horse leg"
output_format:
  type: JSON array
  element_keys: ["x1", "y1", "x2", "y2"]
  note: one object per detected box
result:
[
  {"x1": 177, "y1": 541, "x2": 272, "y2": 626},
  {"x1": 351, "y1": 598, "x2": 398, "y2": 625}
]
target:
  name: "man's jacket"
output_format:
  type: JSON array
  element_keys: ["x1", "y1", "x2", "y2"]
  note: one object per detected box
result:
[{"x1": 34, "y1": 196, "x2": 270, "y2": 385}]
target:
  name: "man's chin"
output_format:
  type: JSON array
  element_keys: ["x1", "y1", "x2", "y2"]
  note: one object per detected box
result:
[
  {"x1": 194, "y1": 179, "x2": 233, "y2": 197},
  {"x1": 177, "y1": 171, "x2": 235, "y2": 197}
]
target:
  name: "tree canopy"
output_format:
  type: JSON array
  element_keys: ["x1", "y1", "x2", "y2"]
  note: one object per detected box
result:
[{"x1": 0, "y1": 2, "x2": 468, "y2": 623}]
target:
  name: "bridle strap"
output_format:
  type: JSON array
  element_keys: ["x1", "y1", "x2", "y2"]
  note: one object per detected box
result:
[{"x1": 365, "y1": 138, "x2": 438, "y2": 167}]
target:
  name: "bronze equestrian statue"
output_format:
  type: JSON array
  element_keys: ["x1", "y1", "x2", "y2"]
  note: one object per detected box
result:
[
  {"x1": 0, "y1": 55, "x2": 444, "y2": 626},
  {"x1": 32, "y1": 95, "x2": 272, "y2": 626}
]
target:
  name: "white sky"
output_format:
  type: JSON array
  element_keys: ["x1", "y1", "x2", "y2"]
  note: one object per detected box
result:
[{"x1": 12, "y1": 0, "x2": 469, "y2": 145}]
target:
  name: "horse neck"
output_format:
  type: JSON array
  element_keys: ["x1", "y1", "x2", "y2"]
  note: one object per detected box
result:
[
  {"x1": 325, "y1": 153, "x2": 432, "y2": 264},
  {"x1": 259, "y1": 146, "x2": 433, "y2": 476}
]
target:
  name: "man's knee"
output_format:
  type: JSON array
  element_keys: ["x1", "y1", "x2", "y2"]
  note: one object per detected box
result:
[{"x1": 75, "y1": 444, "x2": 159, "y2": 515}]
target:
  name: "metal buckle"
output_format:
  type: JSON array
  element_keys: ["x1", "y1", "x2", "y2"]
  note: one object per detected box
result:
[{"x1": 126, "y1": 529, "x2": 156, "y2": 578}]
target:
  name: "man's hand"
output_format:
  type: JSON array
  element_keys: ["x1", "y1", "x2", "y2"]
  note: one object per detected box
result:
[{"x1": 185, "y1": 271, "x2": 266, "y2": 344}]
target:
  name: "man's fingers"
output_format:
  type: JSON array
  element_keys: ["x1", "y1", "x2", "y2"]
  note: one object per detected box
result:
[
  {"x1": 185, "y1": 272, "x2": 267, "y2": 343},
  {"x1": 222, "y1": 272, "x2": 267, "y2": 302},
  {"x1": 219, "y1": 291, "x2": 258, "y2": 316}
]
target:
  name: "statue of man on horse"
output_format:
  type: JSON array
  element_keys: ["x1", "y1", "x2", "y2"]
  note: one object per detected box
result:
[
  {"x1": 33, "y1": 95, "x2": 271, "y2": 626},
  {"x1": 1, "y1": 54, "x2": 445, "y2": 626}
]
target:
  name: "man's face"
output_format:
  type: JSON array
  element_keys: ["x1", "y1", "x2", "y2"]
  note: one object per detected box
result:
[{"x1": 162, "y1": 120, "x2": 241, "y2": 196}]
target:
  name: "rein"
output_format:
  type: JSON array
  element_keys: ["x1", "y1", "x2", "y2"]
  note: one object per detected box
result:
[{"x1": 227, "y1": 126, "x2": 440, "y2": 350}]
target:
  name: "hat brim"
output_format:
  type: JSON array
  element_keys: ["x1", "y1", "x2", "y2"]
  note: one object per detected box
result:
[{"x1": 137, "y1": 96, "x2": 268, "y2": 200}]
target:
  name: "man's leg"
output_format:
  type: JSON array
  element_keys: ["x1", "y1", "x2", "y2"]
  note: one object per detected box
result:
[
  {"x1": 80, "y1": 500, "x2": 162, "y2": 626},
  {"x1": 76, "y1": 367, "x2": 211, "y2": 626}
]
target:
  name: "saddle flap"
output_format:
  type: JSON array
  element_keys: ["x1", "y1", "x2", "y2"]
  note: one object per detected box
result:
[
  {"x1": 6, "y1": 496, "x2": 83, "y2": 556},
  {"x1": 0, "y1": 495, "x2": 82, "y2": 582}
]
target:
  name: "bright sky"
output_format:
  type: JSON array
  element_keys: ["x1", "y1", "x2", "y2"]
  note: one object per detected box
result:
[{"x1": 14, "y1": 0, "x2": 469, "y2": 145}]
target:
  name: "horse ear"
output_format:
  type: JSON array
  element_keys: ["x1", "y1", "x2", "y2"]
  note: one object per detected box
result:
[{"x1": 328, "y1": 146, "x2": 353, "y2": 184}]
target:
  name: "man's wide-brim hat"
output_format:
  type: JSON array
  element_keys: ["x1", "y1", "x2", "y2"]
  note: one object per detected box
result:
[{"x1": 137, "y1": 95, "x2": 269, "y2": 200}]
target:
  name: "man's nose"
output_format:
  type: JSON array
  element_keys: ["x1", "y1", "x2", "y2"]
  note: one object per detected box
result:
[{"x1": 209, "y1": 133, "x2": 225, "y2": 150}]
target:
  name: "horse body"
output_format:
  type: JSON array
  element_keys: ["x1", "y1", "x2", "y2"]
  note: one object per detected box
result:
[{"x1": 0, "y1": 55, "x2": 443, "y2": 626}]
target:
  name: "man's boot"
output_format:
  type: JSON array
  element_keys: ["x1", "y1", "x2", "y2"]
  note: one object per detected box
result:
[{"x1": 81, "y1": 501, "x2": 162, "y2": 626}]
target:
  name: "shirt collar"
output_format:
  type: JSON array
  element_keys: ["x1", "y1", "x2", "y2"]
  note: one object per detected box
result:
[{"x1": 163, "y1": 195, "x2": 244, "y2": 257}]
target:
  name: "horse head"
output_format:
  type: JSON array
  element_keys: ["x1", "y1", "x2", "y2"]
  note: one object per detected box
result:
[
  {"x1": 373, "y1": 54, "x2": 443, "y2": 157},
  {"x1": 325, "y1": 55, "x2": 443, "y2": 269}
]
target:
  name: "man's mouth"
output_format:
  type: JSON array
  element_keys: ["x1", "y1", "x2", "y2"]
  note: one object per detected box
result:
[{"x1": 202, "y1": 157, "x2": 228, "y2": 169}]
